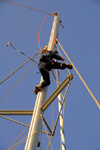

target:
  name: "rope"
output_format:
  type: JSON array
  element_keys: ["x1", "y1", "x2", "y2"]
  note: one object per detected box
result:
[
  {"x1": 1, "y1": 0, "x2": 51, "y2": 14},
  {"x1": 6, "y1": 42, "x2": 38, "y2": 64},
  {"x1": 38, "y1": 13, "x2": 55, "y2": 53},
  {"x1": 0, "y1": 50, "x2": 40, "y2": 85},
  {"x1": 57, "y1": 39, "x2": 100, "y2": 109},
  {"x1": 8, "y1": 125, "x2": 29, "y2": 150},
  {"x1": 9, "y1": 136, "x2": 27, "y2": 150},
  {"x1": 56, "y1": 45, "x2": 70, "y2": 75},
  {"x1": 41, "y1": 116, "x2": 53, "y2": 150},
  {"x1": 9, "y1": 123, "x2": 40, "y2": 150},
  {"x1": 52, "y1": 81, "x2": 70, "y2": 135},
  {"x1": 9, "y1": 128, "x2": 38, "y2": 150},
  {"x1": 0, "y1": 60, "x2": 37, "y2": 103},
  {"x1": 46, "y1": 136, "x2": 53, "y2": 150},
  {"x1": 0, "y1": 115, "x2": 29, "y2": 127}
]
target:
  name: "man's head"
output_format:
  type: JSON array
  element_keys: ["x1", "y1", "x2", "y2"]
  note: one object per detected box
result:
[
  {"x1": 41, "y1": 49, "x2": 48, "y2": 54},
  {"x1": 41, "y1": 45, "x2": 48, "y2": 54}
]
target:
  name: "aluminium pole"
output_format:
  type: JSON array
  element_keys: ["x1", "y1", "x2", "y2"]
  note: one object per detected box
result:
[{"x1": 24, "y1": 13, "x2": 60, "y2": 150}]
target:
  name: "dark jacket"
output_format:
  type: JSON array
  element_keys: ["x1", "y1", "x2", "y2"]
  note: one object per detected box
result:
[{"x1": 38, "y1": 51, "x2": 62, "y2": 71}]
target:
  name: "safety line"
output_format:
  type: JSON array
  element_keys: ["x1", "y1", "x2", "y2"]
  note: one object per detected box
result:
[
  {"x1": 1, "y1": 0, "x2": 51, "y2": 14},
  {"x1": 0, "y1": 50, "x2": 40, "y2": 85},
  {"x1": 57, "y1": 39, "x2": 100, "y2": 109}
]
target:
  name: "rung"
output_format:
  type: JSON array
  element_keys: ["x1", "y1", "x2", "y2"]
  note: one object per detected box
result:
[
  {"x1": 41, "y1": 73, "x2": 73, "y2": 112},
  {"x1": 0, "y1": 110, "x2": 33, "y2": 115}
]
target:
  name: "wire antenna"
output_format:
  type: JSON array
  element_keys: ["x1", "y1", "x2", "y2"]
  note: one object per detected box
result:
[
  {"x1": 1, "y1": 0, "x2": 51, "y2": 14},
  {"x1": 6, "y1": 42, "x2": 38, "y2": 64}
]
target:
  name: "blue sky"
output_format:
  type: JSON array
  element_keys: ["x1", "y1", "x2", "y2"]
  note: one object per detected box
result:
[{"x1": 0, "y1": 0, "x2": 100, "y2": 150}]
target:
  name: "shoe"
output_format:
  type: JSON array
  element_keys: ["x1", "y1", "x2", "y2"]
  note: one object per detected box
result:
[
  {"x1": 34, "y1": 85, "x2": 42, "y2": 95},
  {"x1": 66, "y1": 64, "x2": 73, "y2": 69},
  {"x1": 61, "y1": 63, "x2": 73, "y2": 70}
]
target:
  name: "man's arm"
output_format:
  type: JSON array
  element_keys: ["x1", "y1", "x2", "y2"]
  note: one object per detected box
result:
[{"x1": 49, "y1": 51, "x2": 65, "y2": 61}]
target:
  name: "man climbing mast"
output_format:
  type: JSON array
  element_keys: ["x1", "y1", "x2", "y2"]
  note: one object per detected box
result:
[{"x1": 34, "y1": 46, "x2": 73, "y2": 94}]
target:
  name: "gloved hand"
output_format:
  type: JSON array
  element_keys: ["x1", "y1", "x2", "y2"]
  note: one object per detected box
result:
[{"x1": 61, "y1": 57, "x2": 65, "y2": 61}]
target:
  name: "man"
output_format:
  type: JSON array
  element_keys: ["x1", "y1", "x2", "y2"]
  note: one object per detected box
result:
[{"x1": 34, "y1": 48, "x2": 73, "y2": 94}]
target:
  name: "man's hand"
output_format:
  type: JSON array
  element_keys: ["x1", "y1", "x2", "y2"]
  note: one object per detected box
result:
[{"x1": 62, "y1": 57, "x2": 65, "y2": 61}]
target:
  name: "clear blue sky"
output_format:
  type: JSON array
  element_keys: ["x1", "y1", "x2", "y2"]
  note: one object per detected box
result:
[{"x1": 0, "y1": 0, "x2": 100, "y2": 150}]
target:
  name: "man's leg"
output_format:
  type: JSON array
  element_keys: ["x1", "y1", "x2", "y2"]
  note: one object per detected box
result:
[
  {"x1": 34, "y1": 68, "x2": 50, "y2": 94},
  {"x1": 39, "y1": 68, "x2": 50, "y2": 88},
  {"x1": 51, "y1": 61, "x2": 73, "y2": 70}
]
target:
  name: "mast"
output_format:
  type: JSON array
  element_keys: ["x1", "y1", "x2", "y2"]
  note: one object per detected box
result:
[{"x1": 24, "y1": 13, "x2": 60, "y2": 150}]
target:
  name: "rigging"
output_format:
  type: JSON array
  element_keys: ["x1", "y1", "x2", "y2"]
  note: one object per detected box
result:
[
  {"x1": 0, "y1": 50, "x2": 40, "y2": 85},
  {"x1": 1, "y1": 0, "x2": 51, "y2": 14},
  {"x1": 57, "y1": 39, "x2": 100, "y2": 109}
]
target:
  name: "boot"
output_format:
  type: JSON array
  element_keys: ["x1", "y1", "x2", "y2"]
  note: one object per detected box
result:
[
  {"x1": 34, "y1": 84, "x2": 42, "y2": 95},
  {"x1": 66, "y1": 64, "x2": 73, "y2": 69},
  {"x1": 61, "y1": 63, "x2": 73, "y2": 69}
]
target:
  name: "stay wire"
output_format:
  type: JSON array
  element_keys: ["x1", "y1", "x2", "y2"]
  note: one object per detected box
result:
[
  {"x1": 1, "y1": 0, "x2": 51, "y2": 14},
  {"x1": 0, "y1": 58, "x2": 38, "y2": 103},
  {"x1": 0, "y1": 115, "x2": 29, "y2": 127},
  {"x1": 0, "y1": 50, "x2": 40, "y2": 85},
  {"x1": 8, "y1": 125, "x2": 29, "y2": 150},
  {"x1": 6, "y1": 42, "x2": 39, "y2": 64},
  {"x1": 57, "y1": 39, "x2": 100, "y2": 109},
  {"x1": 9, "y1": 136, "x2": 27, "y2": 150}
]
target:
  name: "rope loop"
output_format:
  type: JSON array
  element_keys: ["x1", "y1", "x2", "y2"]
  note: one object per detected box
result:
[{"x1": 38, "y1": 13, "x2": 56, "y2": 53}]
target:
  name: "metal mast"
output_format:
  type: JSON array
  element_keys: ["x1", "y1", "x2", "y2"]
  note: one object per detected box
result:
[{"x1": 24, "y1": 13, "x2": 60, "y2": 150}]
